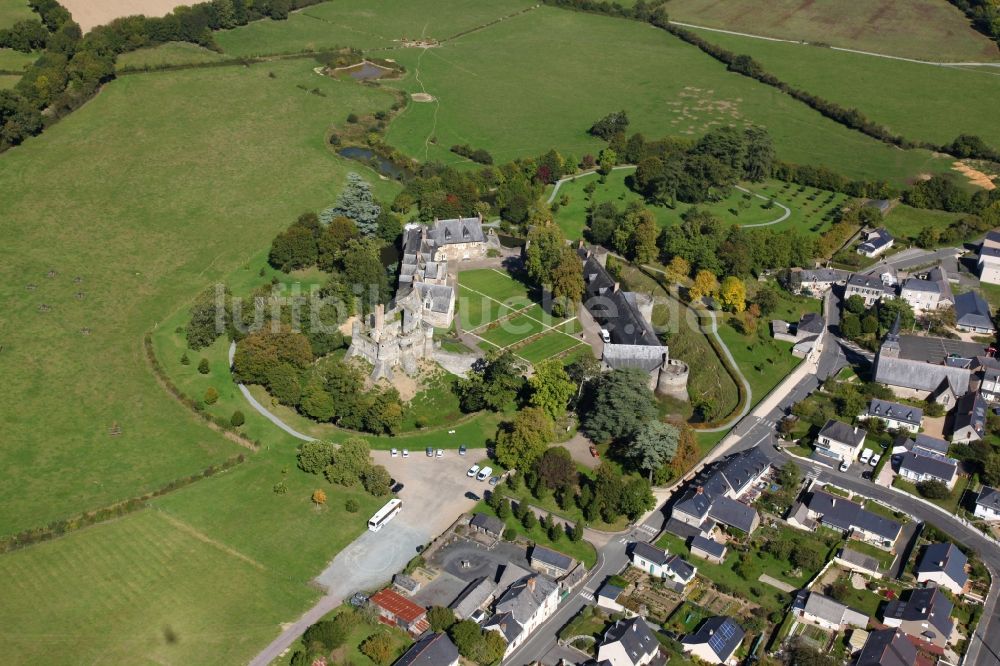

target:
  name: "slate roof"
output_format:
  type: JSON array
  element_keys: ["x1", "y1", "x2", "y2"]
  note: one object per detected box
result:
[
  {"x1": 803, "y1": 592, "x2": 851, "y2": 626},
  {"x1": 708, "y1": 496, "x2": 758, "y2": 533},
  {"x1": 582, "y1": 254, "x2": 661, "y2": 347},
  {"x1": 859, "y1": 228, "x2": 894, "y2": 255},
  {"x1": 632, "y1": 541, "x2": 669, "y2": 566},
  {"x1": 796, "y1": 267, "x2": 849, "y2": 284},
  {"x1": 866, "y1": 399, "x2": 922, "y2": 428},
  {"x1": 602, "y1": 343, "x2": 666, "y2": 373},
  {"x1": 449, "y1": 577, "x2": 495, "y2": 619},
  {"x1": 898, "y1": 451, "x2": 957, "y2": 484},
  {"x1": 691, "y1": 535, "x2": 727, "y2": 559},
  {"x1": 494, "y1": 574, "x2": 557, "y2": 627},
  {"x1": 884, "y1": 587, "x2": 954, "y2": 640},
  {"x1": 977, "y1": 486, "x2": 1000, "y2": 512},
  {"x1": 483, "y1": 610, "x2": 522, "y2": 643},
  {"x1": 672, "y1": 447, "x2": 767, "y2": 532},
  {"x1": 681, "y1": 616, "x2": 745, "y2": 661},
  {"x1": 984, "y1": 229, "x2": 1000, "y2": 246},
  {"x1": 874, "y1": 355, "x2": 971, "y2": 395},
  {"x1": 719, "y1": 446, "x2": 772, "y2": 495},
  {"x1": 665, "y1": 554, "x2": 696, "y2": 582},
  {"x1": 953, "y1": 390, "x2": 988, "y2": 438},
  {"x1": 394, "y1": 632, "x2": 460, "y2": 666},
  {"x1": 916, "y1": 543, "x2": 968, "y2": 590},
  {"x1": 806, "y1": 490, "x2": 902, "y2": 541},
  {"x1": 847, "y1": 273, "x2": 896, "y2": 293},
  {"x1": 838, "y1": 547, "x2": 882, "y2": 574},
  {"x1": 955, "y1": 291, "x2": 994, "y2": 331},
  {"x1": 856, "y1": 628, "x2": 918, "y2": 666},
  {"x1": 601, "y1": 617, "x2": 659, "y2": 666},
  {"x1": 798, "y1": 312, "x2": 826, "y2": 335},
  {"x1": 911, "y1": 434, "x2": 950, "y2": 456},
  {"x1": 819, "y1": 419, "x2": 867, "y2": 447},
  {"x1": 597, "y1": 581, "x2": 624, "y2": 601},
  {"x1": 470, "y1": 513, "x2": 505, "y2": 536},
  {"x1": 530, "y1": 545, "x2": 573, "y2": 573},
  {"x1": 980, "y1": 245, "x2": 1000, "y2": 261},
  {"x1": 412, "y1": 282, "x2": 454, "y2": 314},
  {"x1": 429, "y1": 217, "x2": 486, "y2": 245}
]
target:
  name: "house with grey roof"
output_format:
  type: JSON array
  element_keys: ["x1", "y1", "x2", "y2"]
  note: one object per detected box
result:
[
  {"x1": 669, "y1": 447, "x2": 769, "y2": 536},
  {"x1": 882, "y1": 587, "x2": 954, "y2": 647},
  {"x1": 974, "y1": 485, "x2": 1000, "y2": 521},
  {"x1": 835, "y1": 547, "x2": 883, "y2": 579},
  {"x1": 579, "y1": 248, "x2": 688, "y2": 399},
  {"x1": 629, "y1": 542, "x2": 696, "y2": 588},
  {"x1": 597, "y1": 616, "x2": 662, "y2": 666},
  {"x1": 856, "y1": 628, "x2": 918, "y2": 666},
  {"x1": 873, "y1": 318, "x2": 970, "y2": 406},
  {"x1": 897, "y1": 450, "x2": 958, "y2": 489},
  {"x1": 772, "y1": 313, "x2": 825, "y2": 357},
  {"x1": 915, "y1": 542, "x2": 968, "y2": 595},
  {"x1": 596, "y1": 581, "x2": 627, "y2": 614},
  {"x1": 529, "y1": 545, "x2": 574, "y2": 579},
  {"x1": 449, "y1": 577, "x2": 496, "y2": 620},
  {"x1": 952, "y1": 390, "x2": 987, "y2": 443},
  {"x1": 862, "y1": 398, "x2": 922, "y2": 433},
  {"x1": 954, "y1": 291, "x2": 995, "y2": 334},
  {"x1": 791, "y1": 267, "x2": 849, "y2": 296},
  {"x1": 816, "y1": 419, "x2": 867, "y2": 462},
  {"x1": 978, "y1": 364, "x2": 1000, "y2": 402},
  {"x1": 794, "y1": 490, "x2": 901, "y2": 550},
  {"x1": 858, "y1": 228, "x2": 894, "y2": 258},
  {"x1": 469, "y1": 513, "x2": 506, "y2": 539},
  {"x1": 393, "y1": 632, "x2": 459, "y2": 666},
  {"x1": 899, "y1": 266, "x2": 952, "y2": 313},
  {"x1": 484, "y1": 574, "x2": 559, "y2": 656},
  {"x1": 978, "y1": 230, "x2": 1000, "y2": 285},
  {"x1": 690, "y1": 535, "x2": 727, "y2": 564},
  {"x1": 910, "y1": 433, "x2": 950, "y2": 457},
  {"x1": 796, "y1": 591, "x2": 869, "y2": 631},
  {"x1": 681, "y1": 616, "x2": 745, "y2": 665},
  {"x1": 846, "y1": 273, "x2": 897, "y2": 307}
]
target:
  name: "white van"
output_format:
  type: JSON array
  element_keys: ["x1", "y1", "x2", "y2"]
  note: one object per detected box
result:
[
  {"x1": 477, "y1": 466, "x2": 493, "y2": 482},
  {"x1": 859, "y1": 449, "x2": 873, "y2": 465},
  {"x1": 600, "y1": 329, "x2": 611, "y2": 343}
]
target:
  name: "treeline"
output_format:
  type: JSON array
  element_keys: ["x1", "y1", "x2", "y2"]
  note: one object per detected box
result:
[
  {"x1": 0, "y1": 453, "x2": 245, "y2": 554},
  {"x1": 450, "y1": 143, "x2": 493, "y2": 164},
  {"x1": 543, "y1": 0, "x2": 1000, "y2": 163},
  {"x1": 772, "y1": 161, "x2": 896, "y2": 200},
  {"x1": 903, "y1": 174, "x2": 1000, "y2": 216},
  {"x1": 948, "y1": 0, "x2": 1000, "y2": 50},
  {"x1": 1, "y1": 0, "x2": 322, "y2": 151}
]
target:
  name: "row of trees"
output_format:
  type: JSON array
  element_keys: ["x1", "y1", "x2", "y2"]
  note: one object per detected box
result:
[
  {"x1": 296, "y1": 438, "x2": 393, "y2": 496},
  {"x1": 904, "y1": 174, "x2": 1000, "y2": 217},
  {"x1": 524, "y1": 222, "x2": 585, "y2": 316}
]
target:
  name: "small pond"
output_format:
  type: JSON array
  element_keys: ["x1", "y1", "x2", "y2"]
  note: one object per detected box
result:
[
  {"x1": 337, "y1": 146, "x2": 406, "y2": 180},
  {"x1": 349, "y1": 62, "x2": 391, "y2": 80}
]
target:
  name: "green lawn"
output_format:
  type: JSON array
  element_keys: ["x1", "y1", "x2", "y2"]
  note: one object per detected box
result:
[
  {"x1": 550, "y1": 168, "x2": 785, "y2": 240},
  {"x1": 517, "y1": 330, "x2": 585, "y2": 364},
  {"x1": 690, "y1": 29, "x2": 1000, "y2": 148},
  {"x1": 0, "y1": 509, "x2": 317, "y2": 664},
  {"x1": 117, "y1": 41, "x2": 229, "y2": 70},
  {"x1": 479, "y1": 313, "x2": 547, "y2": 346},
  {"x1": 752, "y1": 180, "x2": 849, "y2": 235},
  {"x1": 663, "y1": 0, "x2": 999, "y2": 62},
  {"x1": 381, "y1": 5, "x2": 950, "y2": 185},
  {"x1": 0, "y1": 0, "x2": 33, "y2": 28},
  {"x1": 0, "y1": 47, "x2": 36, "y2": 71},
  {"x1": 882, "y1": 204, "x2": 967, "y2": 246},
  {"x1": 459, "y1": 267, "x2": 531, "y2": 301},
  {"x1": 892, "y1": 477, "x2": 963, "y2": 514}
]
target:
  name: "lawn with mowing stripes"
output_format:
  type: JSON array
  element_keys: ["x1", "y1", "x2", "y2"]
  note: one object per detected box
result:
[
  {"x1": 478, "y1": 313, "x2": 547, "y2": 347},
  {"x1": 459, "y1": 268, "x2": 531, "y2": 301},
  {"x1": 517, "y1": 331, "x2": 584, "y2": 364},
  {"x1": 558, "y1": 318, "x2": 583, "y2": 335},
  {"x1": 457, "y1": 285, "x2": 512, "y2": 328}
]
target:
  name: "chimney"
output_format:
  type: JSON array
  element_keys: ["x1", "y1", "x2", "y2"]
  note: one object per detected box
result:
[
  {"x1": 527, "y1": 577, "x2": 536, "y2": 591},
  {"x1": 578, "y1": 239, "x2": 585, "y2": 249},
  {"x1": 854, "y1": 426, "x2": 859, "y2": 434},
  {"x1": 613, "y1": 282, "x2": 620, "y2": 293}
]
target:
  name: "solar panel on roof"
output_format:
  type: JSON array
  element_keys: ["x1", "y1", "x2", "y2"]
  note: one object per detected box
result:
[{"x1": 708, "y1": 620, "x2": 737, "y2": 655}]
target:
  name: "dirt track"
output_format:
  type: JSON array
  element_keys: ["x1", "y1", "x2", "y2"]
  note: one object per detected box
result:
[{"x1": 60, "y1": 0, "x2": 187, "y2": 32}]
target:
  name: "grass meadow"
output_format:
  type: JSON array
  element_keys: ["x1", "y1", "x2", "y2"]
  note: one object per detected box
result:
[
  {"x1": 695, "y1": 30, "x2": 1000, "y2": 148},
  {"x1": 116, "y1": 41, "x2": 228, "y2": 70},
  {"x1": 661, "y1": 0, "x2": 999, "y2": 62},
  {"x1": 0, "y1": 0, "x2": 32, "y2": 27},
  {"x1": 0, "y1": 58, "x2": 399, "y2": 536},
  {"x1": 379, "y1": 6, "x2": 949, "y2": 185},
  {"x1": 882, "y1": 204, "x2": 966, "y2": 246},
  {"x1": 0, "y1": 47, "x2": 35, "y2": 71}
]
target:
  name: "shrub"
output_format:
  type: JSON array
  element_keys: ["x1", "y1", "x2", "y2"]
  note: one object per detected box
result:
[
  {"x1": 180, "y1": 352, "x2": 190, "y2": 365},
  {"x1": 203, "y1": 387, "x2": 219, "y2": 405},
  {"x1": 360, "y1": 632, "x2": 395, "y2": 665},
  {"x1": 345, "y1": 498, "x2": 359, "y2": 512},
  {"x1": 312, "y1": 489, "x2": 327, "y2": 505},
  {"x1": 230, "y1": 410, "x2": 245, "y2": 427},
  {"x1": 302, "y1": 613, "x2": 352, "y2": 652},
  {"x1": 198, "y1": 358, "x2": 210, "y2": 374},
  {"x1": 273, "y1": 481, "x2": 287, "y2": 495},
  {"x1": 916, "y1": 480, "x2": 951, "y2": 500}
]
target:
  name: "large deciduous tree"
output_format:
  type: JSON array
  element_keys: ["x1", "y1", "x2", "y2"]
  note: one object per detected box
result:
[
  {"x1": 495, "y1": 407, "x2": 553, "y2": 471},
  {"x1": 534, "y1": 446, "x2": 577, "y2": 491},
  {"x1": 719, "y1": 276, "x2": 746, "y2": 313},
  {"x1": 528, "y1": 359, "x2": 575, "y2": 421}
]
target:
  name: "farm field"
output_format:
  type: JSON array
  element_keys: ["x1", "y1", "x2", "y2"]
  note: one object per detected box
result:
[
  {"x1": 59, "y1": 0, "x2": 190, "y2": 32},
  {"x1": 0, "y1": 58, "x2": 399, "y2": 537},
  {"x1": 0, "y1": 508, "x2": 316, "y2": 664},
  {"x1": 661, "y1": 0, "x2": 1000, "y2": 62},
  {"x1": 116, "y1": 41, "x2": 228, "y2": 70},
  {"x1": 381, "y1": 6, "x2": 949, "y2": 185},
  {"x1": 692, "y1": 30, "x2": 1000, "y2": 148},
  {"x1": 215, "y1": 0, "x2": 537, "y2": 56}
]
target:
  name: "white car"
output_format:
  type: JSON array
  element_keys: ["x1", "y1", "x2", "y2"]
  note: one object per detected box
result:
[
  {"x1": 870, "y1": 454, "x2": 881, "y2": 467},
  {"x1": 859, "y1": 449, "x2": 873, "y2": 465},
  {"x1": 391, "y1": 448, "x2": 398, "y2": 457},
  {"x1": 600, "y1": 328, "x2": 611, "y2": 343},
  {"x1": 467, "y1": 464, "x2": 481, "y2": 478},
  {"x1": 401, "y1": 449, "x2": 409, "y2": 458},
  {"x1": 477, "y1": 466, "x2": 493, "y2": 482},
  {"x1": 436, "y1": 448, "x2": 444, "y2": 458},
  {"x1": 839, "y1": 460, "x2": 850, "y2": 472}
]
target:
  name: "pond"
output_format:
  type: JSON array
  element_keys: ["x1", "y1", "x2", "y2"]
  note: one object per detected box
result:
[
  {"x1": 337, "y1": 146, "x2": 406, "y2": 180},
  {"x1": 348, "y1": 62, "x2": 391, "y2": 80}
]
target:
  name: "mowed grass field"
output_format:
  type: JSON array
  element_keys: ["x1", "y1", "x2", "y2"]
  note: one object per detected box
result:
[
  {"x1": 0, "y1": 0, "x2": 32, "y2": 26},
  {"x1": 662, "y1": 0, "x2": 1000, "y2": 62},
  {"x1": 694, "y1": 30, "x2": 1000, "y2": 148},
  {"x1": 381, "y1": 5, "x2": 949, "y2": 185},
  {"x1": 215, "y1": 0, "x2": 537, "y2": 56},
  {"x1": 0, "y1": 58, "x2": 399, "y2": 537},
  {"x1": 116, "y1": 41, "x2": 228, "y2": 70}
]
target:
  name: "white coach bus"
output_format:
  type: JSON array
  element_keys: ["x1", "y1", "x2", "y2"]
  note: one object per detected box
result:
[{"x1": 368, "y1": 499, "x2": 402, "y2": 532}]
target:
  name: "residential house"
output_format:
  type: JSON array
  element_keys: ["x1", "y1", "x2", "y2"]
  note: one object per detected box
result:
[
  {"x1": 846, "y1": 273, "x2": 896, "y2": 307},
  {"x1": 791, "y1": 490, "x2": 902, "y2": 550},
  {"x1": 469, "y1": 513, "x2": 505, "y2": 539},
  {"x1": 597, "y1": 616, "x2": 662, "y2": 666},
  {"x1": 974, "y1": 486, "x2": 1000, "y2": 521},
  {"x1": 449, "y1": 577, "x2": 496, "y2": 620},
  {"x1": 856, "y1": 628, "x2": 918, "y2": 666},
  {"x1": 899, "y1": 267, "x2": 952, "y2": 314},
  {"x1": 862, "y1": 398, "x2": 922, "y2": 433},
  {"x1": 796, "y1": 592, "x2": 869, "y2": 631},
  {"x1": 882, "y1": 587, "x2": 954, "y2": 647},
  {"x1": 529, "y1": 545, "x2": 574, "y2": 579},
  {"x1": 483, "y1": 574, "x2": 559, "y2": 657},
  {"x1": 954, "y1": 291, "x2": 995, "y2": 334},
  {"x1": 977, "y1": 230, "x2": 1000, "y2": 285},
  {"x1": 669, "y1": 447, "x2": 770, "y2": 536},
  {"x1": 681, "y1": 616, "x2": 745, "y2": 665},
  {"x1": 596, "y1": 582, "x2": 628, "y2": 614},
  {"x1": 897, "y1": 451, "x2": 958, "y2": 489},
  {"x1": 393, "y1": 632, "x2": 460, "y2": 666},
  {"x1": 369, "y1": 589, "x2": 430, "y2": 636},
  {"x1": 630, "y1": 542, "x2": 696, "y2": 588},
  {"x1": 952, "y1": 390, "x2": 987, "y2": 443},
  {"x1": 690, "y1": 535, "x2": 727, "y2": 564},
  {"x1": 915, "y1": 542, "x2": 968, "y2": 595},
  {"x1": 815, "y1": 419, "x2": 868, "y2": 463},
  {"x1": 858, "y1": 228, "x2": 894, "y2": 258},
  {"x1": 393, "y1": 574, "x2": 421, "y2": 596},
  {"x1": 835, "y1": 547, "x2": 883, "y2": 579},
  {"x1": 978, "y1": 365, "x2": 1000, "y2": 402},
  {"x1": 873, "y1": 319, "x2": 971, "y2": 405},
  {"x1": 791, "y1": 267, "x2": 849, "y2": 296},
  {"x1": 910, "y1": 434, "x2": 951, "y2": 457}
]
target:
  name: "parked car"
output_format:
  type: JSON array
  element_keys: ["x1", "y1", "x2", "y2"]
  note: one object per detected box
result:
[
  {"x1": 477, "y1": 466, "x2": 493, "y2": 481},
  {"x1": 401, "y1": 449, "x2": 409, "y2": 458},
  {"x1": 600, "y1": 328, "x2": 611, "y2": 343},
  {"x1": 465, "y1": 491, "x2": 481, "y2": 501},
  {"x1": 488, "y1": 476, "x2": 500, "y2": 486},
  {"x1": 436, "y1": 448, "x2": 444, "y2": 458},
  {"x1": 870, "y1": 454, "x2": 881, "y2": 467},
  {"x1": 392, "y1": 482, "x2": 404, "y2": 493},
  {"x1": 859, "y1": 448, "x2": 873, "y2": 465},
  {"x1": 467, "y1": 464, "x2": 481, "y2": 478},
  {"x1": 839, "y1": 460, "x2": 850, "y2": 472},
  {"x1": 589, "y1": 446, "x2": 600, "y2": 458},
  {"x1": 391, "y1": 448, "x2": 398, "y2": 457},
  {"x1": 459, "y1": 445, "x2": 467, "y2": 456},
  {"x1": 426, "y1": 447, "x2": 434, "y2": 457}
]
